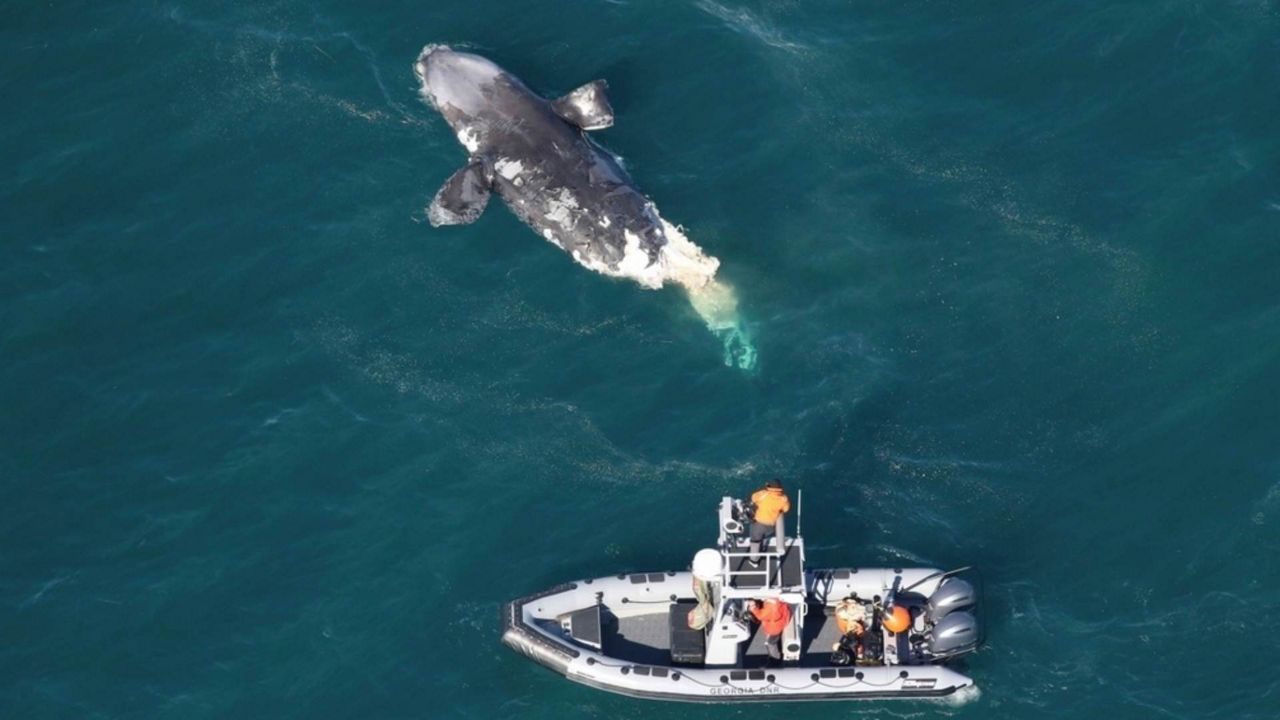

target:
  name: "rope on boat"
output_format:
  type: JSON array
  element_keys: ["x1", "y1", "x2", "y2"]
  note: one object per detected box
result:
[{"x1": 585, "y1": 655, "x2": 913, "y2": 693}]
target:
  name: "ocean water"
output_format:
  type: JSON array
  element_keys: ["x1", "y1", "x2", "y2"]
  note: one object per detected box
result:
[{"x1": 3, "y1": 0, "x2": 1279, "y2": 718}]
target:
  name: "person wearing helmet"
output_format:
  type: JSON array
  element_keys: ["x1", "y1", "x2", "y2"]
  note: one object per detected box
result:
[
  {"x1": 747, "y1": 479, "x2": 791, "y2": 566},
  {"x1": 748, "y1": 598, "x2": 792, "y2": 663},
  {"x1": 834, "y1": 597, "x2": 867, "y2": 638},
  {"x1": 830, "y1": 597, "x2": 868, "y2": 664}
]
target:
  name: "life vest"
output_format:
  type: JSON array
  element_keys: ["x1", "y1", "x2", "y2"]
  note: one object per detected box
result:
[
  {"x1": 750, "y1": 599, "x2": 792, "y2": 636},
  {"x1": 751, "y1": 487, "x2": 791, "y2": 525}
]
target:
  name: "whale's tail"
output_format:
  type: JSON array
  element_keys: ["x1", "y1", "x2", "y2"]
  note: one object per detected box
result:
[
  {"x1": 684, "y1": 276, "x2": 757, "y2": 371},
  {"x1": 656, "y1": 219, "x2": 757, "y2": 371}
]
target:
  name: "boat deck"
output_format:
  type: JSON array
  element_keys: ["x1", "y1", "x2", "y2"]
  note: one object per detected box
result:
[
  {"x1": 725, "y1": 546, "x2": 804, "y2": 589},
  {"x1": 599, "y1": 604, "x2": 849, "y2": 668}
]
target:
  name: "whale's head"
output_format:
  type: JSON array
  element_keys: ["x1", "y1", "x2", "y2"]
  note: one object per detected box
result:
[{"x1": 416, "y1": 45, "x2": 517, "y2": 152}]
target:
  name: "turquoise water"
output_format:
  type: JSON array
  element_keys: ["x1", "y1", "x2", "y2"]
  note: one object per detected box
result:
[{"x1": 4, "y1": 1, "x2": 1279, "y2": 717}]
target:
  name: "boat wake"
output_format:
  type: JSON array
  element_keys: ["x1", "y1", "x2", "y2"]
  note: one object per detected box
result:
[{"x1": 934, "y1": 684, "x2": 982, "y2": 707}]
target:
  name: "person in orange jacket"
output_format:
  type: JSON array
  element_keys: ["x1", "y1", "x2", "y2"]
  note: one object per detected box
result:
[
  {"x1": 748, "y1": 479, "x2": 791, "y2": 566},
  {"x1": 748, "y1": 598, "x2": 792, "y2": 662}
]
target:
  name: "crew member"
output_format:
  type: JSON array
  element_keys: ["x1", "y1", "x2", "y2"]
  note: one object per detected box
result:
[
  {"x1": 748, "y1": 598, "x2": 792, "y2": 663},
  {"x1": 834, "y1": 597, "x2": 867, "y2": 638},
  {"x1": 748, "y1": 479, "x2": 791, "y2": 566},
  {"x1": 831, "y1": 597, "x2": 867, "y2": 658}
]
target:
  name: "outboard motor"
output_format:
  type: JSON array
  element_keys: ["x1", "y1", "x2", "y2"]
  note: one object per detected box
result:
[
  {"x1": 921, "y1": 577, "x2": 980, "y2": 659},
  {"x1": 926, "y1": 611, "x2": 980, "y2": 658},
  {"x1": 926, "y1": 577, "x2": 976, "y2": 621}
]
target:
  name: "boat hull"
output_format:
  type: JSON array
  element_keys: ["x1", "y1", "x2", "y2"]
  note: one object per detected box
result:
[{"x1": 502, "y1": 569, "x2": 976, "y2": 703}]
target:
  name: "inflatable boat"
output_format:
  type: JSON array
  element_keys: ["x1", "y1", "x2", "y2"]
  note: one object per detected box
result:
[{"x1": 502, "y1": 495, "x2": 982, "y2": 702}]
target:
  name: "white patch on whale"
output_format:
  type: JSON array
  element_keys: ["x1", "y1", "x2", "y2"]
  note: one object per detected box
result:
[
  {"x1": 568, "y1": 212, "x2": 715, "y2": 290},
  {"x1": 616, "y1": 230, "x2": 658, "y2": 284},
  {"x1": 656, "y1": 219, "x2": 719, "y2": 290},
  {"x1": 495, "y1": 158, "x2": 524, "y2": 180},
  {"x1": 456, "y1": 126, "x2": 480, "y2": 152},
  {"x1": 542, "y1": 189, "x2": 580, "y2": 231}
]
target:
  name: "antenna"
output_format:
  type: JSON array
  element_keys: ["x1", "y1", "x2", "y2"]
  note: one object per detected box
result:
[{"x1": 796, "y1": 488, "x2": 803, "y2": 538}]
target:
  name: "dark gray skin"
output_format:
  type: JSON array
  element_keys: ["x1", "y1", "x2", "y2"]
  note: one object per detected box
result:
[{"x1": 415, "y1": 46, "x2": 667, "y2": 274}]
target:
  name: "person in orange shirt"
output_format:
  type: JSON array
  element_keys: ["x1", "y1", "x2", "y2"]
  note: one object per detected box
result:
[
  {"x1": 748, "y1": 479, "x2": 791, "y2": 566},
  {"x1": 748, "y1": 598, "x2": 792, "y2": 663}
]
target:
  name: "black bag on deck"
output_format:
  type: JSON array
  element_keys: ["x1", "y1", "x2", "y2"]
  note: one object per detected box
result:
[{"x1": 669, "y1": 601, "x2": 706, "y2": 665}]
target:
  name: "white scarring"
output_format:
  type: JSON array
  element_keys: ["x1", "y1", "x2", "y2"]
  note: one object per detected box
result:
[
  {"x1": 495, "y1": 158, "x2": 524, "y2": 180},
  {"x1": 456, "y1": 127, "x2": 480, "y2": 152}
]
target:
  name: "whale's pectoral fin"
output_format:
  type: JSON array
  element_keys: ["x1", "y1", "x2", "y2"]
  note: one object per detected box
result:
[
  {"x1": 428, "y1": 158, "x2": 493, "y2": 227},
  {"x1": 552, "y1": 80, "x2": 614, "y2": 131}
]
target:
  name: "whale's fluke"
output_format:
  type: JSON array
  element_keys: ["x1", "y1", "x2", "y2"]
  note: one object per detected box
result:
[
  {"x1": 686, "y1": 279, "x2": 757, "y2": 371},
  {"x1": 656, "y1": 219, "x2": 758, "y2": 371}
]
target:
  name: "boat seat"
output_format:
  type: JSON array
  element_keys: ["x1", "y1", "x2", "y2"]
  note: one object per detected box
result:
[
  {"x1": 564, "y1": 605, "x2": 603, "y2": 650},
  {"x1": 668, "y1": 601, "x2": 705, "y2": 665}
]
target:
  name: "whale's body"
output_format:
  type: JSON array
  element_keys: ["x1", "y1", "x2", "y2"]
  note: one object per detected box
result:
[
  {"x1": 414, "y1": 45, "x2": 757, "y2": 369},
  {"x1": 416, "y1": 46, "x2": 675, "y2": 287}
]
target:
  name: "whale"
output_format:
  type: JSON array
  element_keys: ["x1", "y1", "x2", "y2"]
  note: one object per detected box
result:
[{"x1": 414, "y1": 45, "x2": 756, "y2": 370}]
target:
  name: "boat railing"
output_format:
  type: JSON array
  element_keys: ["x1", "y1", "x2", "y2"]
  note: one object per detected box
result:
[
  {"x1": 718, "y1": 539, "x2": 790, "y2": 586},
  {"x1": 719, "y1": 546, "x2": 786, "y2": 558},
  {"x1": 714, "y1": 495, "x2": 799, "y2": 589}
]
